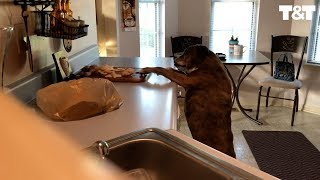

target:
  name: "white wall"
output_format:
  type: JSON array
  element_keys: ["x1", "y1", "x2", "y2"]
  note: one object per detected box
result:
[
  {"x1": 291, "y1": 0, "x2": 313, "y2": 36},
  {"x1": 256, "y1": 0, "x2": 294, "y2": 52},
  {"x1": 178, "y1": 0, "x2": 211, "y2": 47},
  {"x1": 165, "y1": 0, "x2": 179, "y2": 57}
]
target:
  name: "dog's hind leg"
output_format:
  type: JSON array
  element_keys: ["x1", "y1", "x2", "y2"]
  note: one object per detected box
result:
[{"x1": 186, "y1": 114, "x2": 236, "y2": 158}]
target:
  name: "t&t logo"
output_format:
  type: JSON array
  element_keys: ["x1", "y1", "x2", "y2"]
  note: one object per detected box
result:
[{"x1": 279, "y1": 5, "x2": 316, "y2": 20}]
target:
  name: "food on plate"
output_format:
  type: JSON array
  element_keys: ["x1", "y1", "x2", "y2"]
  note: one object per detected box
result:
[{"x1": 80, "y1": 65, "x2": 135, "y2": 78}]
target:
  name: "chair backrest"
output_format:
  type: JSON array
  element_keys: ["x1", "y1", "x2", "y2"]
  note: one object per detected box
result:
[
  {"x1": 270, "y1": 35, "x2": 308, "y2": 79},
  {"x1": 171, "y1": 36, "x2": 202, "y2": 56}
]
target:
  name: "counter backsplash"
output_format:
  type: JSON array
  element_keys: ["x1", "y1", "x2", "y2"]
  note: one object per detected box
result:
[{"x1": 6, "y1": 45, "x2": 99, "y2": 104}]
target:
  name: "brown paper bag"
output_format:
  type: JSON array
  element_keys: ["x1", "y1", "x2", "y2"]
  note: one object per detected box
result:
[{"x1": 36, "y1": 78, "x2": 123, "y2": 121}]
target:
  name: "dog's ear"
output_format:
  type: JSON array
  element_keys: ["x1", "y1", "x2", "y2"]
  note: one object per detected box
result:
[
  {"x1": 184, "y1": 45, "x2": 212, "y2": 68},
  {"x1": 196, "y1": 45, "x2": 210, "y2": 59},
  {"x1": 184, "y1": 45, "x2": 210, "y2": 67},
  {"x1": 208, "y1": 49, "x2": 218, "y2": 59},
  {"x1": 197, "y1": 45, "x2": 219, "y2": 60}
]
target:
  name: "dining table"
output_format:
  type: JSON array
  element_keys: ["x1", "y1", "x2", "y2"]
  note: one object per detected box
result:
[{"x1": 222, "y1": 50, "x2": 270, "y2": 125}]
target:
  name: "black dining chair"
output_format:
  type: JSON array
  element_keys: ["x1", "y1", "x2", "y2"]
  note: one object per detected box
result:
[
  {"x1": 170, "y1": 36, "x2": 202, "y2": 59},
  {"x1": 256, "y1": 35, "x2": 308, "y2": 126}
]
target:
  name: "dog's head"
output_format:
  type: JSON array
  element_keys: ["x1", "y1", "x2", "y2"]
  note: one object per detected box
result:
[{"x1": 175, "y1": 45, "x2": 216, "y2": 70}]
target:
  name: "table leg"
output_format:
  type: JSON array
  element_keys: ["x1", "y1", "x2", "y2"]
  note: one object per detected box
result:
[
  {"x1": 224, "y1": 64, "x2": 263, "y2": 125},
  {"x1": 224, "y1": 64, "x2": 249, "y2": 110},
  {"x1": 224, "y1": 64, "x2": 237, "y2": 106},
  {"x1": 235, "y1": 65, "x2": 253, "y2": 112},
  {"x1": 237, "y1": 66, "x2": 248, "y2": 110}
]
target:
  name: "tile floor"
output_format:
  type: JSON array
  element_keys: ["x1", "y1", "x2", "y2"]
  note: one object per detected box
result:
[{"x1": 177, "y1": 98, "x2": 320, "y2": 169}]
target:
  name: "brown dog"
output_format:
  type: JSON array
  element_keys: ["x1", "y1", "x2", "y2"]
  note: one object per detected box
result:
[{"x1": 141, "y1": 45, "x2": 236, "y2": 158}]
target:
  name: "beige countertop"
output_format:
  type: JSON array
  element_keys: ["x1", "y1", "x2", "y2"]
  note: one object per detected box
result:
[{"x1": 45, "y1": 57, "x2": 178, "y2": 148}]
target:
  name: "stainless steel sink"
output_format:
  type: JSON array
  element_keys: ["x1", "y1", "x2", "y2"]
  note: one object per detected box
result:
[{"x1": 86, "y1": 128, "x2": 261, "y2": 180}]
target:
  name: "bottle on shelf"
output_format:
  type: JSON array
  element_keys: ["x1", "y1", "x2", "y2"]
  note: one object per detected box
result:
[
  {"x1": 57, "y1": 0, "x2": 65, "y2": 19},
  {"x1": 62, "y1": 0, "x2": 73, "y2": 21},
  {"x1": 61, "y1": 0, "x2": 66, "y2": 18},
  {"x1": 50, "y1": 3, "x2": 58, "y2": 29},
  {"x1": 50, "y1": 0, "x2": 65, "y2": 29}
]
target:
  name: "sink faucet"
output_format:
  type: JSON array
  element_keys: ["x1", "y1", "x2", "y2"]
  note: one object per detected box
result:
[{"x1": 93, "y1": 140, "x2": 110, "y2": 159}]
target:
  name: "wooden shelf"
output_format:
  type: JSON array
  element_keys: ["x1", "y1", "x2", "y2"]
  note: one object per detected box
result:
[
  {"x1": 13, "y1": 0, "x2": 89, "y2": 53},
  {"x1": 34, "y1": 11, "x2": 89, "y2": 40}
]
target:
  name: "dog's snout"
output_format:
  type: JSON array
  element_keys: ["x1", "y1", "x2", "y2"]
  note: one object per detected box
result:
[{"x1": 175, "y1": 55, "x2": 187, "y2": 66}]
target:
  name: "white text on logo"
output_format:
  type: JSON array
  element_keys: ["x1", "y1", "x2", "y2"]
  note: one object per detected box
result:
[{"x1": 279, "y1": 5, "x2": 315, "y2": 20}]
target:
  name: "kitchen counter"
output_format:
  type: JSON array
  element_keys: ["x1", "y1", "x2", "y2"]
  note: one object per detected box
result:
[{"x1": 45, "y1": 57, "x2": 178, "y2": 148}]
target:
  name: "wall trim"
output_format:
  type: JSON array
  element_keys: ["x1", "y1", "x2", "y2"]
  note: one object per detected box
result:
[
  {"x1": 302, "y1": 104, "x2": 320, "y2": 116},
  {"x1": 5, "y1": 45, "x2": 99, "y2": 104},
  {"x1": 239, "y1": 102, "x2": 320, "y2": 116}
]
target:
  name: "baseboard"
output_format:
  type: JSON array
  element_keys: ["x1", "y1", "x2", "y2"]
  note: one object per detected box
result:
[
  {"x1": 6, "y1": 45, "x2": 99, "y2": 104},
  {"x1": 239, "y1": 99, "x2": 284, "y2": 109},
  {"x1": 302, "y1": 104, "x2": 320, "y2": 116},
  {"x1": 239, "y1": 102, "x2": 320, "y2": 116}
]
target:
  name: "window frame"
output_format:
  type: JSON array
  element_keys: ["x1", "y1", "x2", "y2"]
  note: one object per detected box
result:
[
  {"x1": 139, "y1": 0, "x2": 165, "y2": 57},
  {"x1": 209, "y1": 0, "x2": 259, "y2": 52},
  {"x1": 307, "y1": 0, "x2": 320, "y2": 65}
]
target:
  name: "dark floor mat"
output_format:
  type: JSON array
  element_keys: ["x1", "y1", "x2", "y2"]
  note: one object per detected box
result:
[{"x1": 242, "y1": 130, "x2": 320, "y2": 180}]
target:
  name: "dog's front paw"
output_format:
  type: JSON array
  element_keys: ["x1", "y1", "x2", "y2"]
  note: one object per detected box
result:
[
  {"x1": 140, "y1": 67, "x2": 153, "y2": 74},
  {"x1": 140, "y1": 67, "x2": 164, "y2": 75}
]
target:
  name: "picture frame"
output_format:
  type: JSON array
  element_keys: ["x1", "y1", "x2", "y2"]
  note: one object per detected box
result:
[
  {"x1": 121, "y1": 0, "x2": 136, "y2": 32},
  {"x1": 52, "y1": 51, "x2": 72, "y2": 82}
]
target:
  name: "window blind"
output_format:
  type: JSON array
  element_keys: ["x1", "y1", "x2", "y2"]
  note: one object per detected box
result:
[
  {"x1": 139, "y1": 0, "x2": 165, "y2": 57},
  {"x1": 209, "y1": 0, "x2": 259, "y2": 53},
  {"x1": 307, "y1": 0, "x2": 320, "y2": 64}
]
